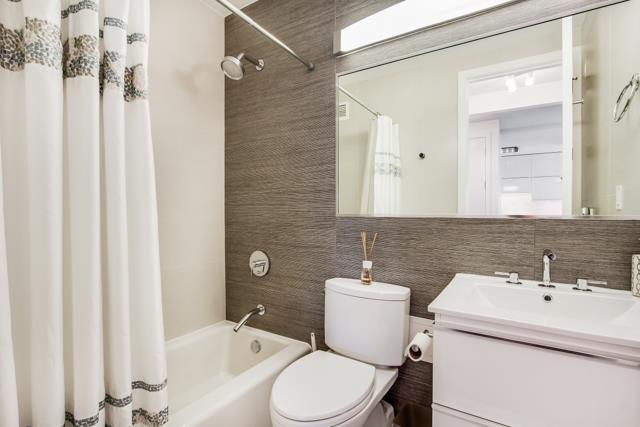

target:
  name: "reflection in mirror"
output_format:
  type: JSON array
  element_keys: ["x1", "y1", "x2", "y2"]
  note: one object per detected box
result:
[{"x1": 337, "y1": 0, "x2": 640, "y2": 217}]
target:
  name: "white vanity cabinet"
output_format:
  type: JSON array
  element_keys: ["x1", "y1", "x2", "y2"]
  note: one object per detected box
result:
[
  {"x1": 432, "y1": 327, "x2": 640, "y2": 427},
  {"x1": 428, "y1": 274, "x2": 640, "y2": 427},
  {"x1": 500, "y1": 152, "x2": 563, "y2": 201}
]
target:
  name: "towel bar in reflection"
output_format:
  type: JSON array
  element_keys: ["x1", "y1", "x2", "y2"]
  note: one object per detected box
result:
[{"x1": 613, "y1": 73, "x2": 640, "y2": 122}]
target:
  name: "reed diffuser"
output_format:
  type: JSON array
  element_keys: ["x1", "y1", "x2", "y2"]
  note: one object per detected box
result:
[{"x1": 360, "y1": 231, "x2": 378, "y2": 285}]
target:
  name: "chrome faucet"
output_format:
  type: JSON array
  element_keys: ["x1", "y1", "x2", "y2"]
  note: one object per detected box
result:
[
  {"x1": 539, "y1": 249, "x2": 557, "y2": 288},
  {"x1": 233, "y1": 304, "x2": 266, "y2": 332}
]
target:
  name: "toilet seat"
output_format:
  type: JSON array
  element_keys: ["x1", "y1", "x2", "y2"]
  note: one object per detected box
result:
[{"x1": 271, "y1": 351, "x2": 376, "y2": 426}]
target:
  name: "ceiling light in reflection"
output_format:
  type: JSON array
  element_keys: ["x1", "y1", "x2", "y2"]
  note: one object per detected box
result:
[
  {"x1": 505, "y1": 75, "x2": 517, "y2": 93},
  {"x1": 524, "y1": 72, "x2": 535, "y2": 86}
]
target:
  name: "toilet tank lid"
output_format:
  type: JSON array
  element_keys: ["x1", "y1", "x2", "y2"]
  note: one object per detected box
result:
[{"x1": 325, "y1": 278, "x2": 410, "y2": 301}]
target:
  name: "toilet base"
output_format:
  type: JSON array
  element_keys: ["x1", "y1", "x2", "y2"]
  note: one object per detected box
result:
[{"x1": 363, "y1": 401, "x2": 394, "y2": 427}]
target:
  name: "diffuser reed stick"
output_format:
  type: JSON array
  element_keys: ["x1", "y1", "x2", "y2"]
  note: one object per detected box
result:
[
  {"x1": 361, "y1": 231, "x2": 368, "y2": 261},
  {"x1": 360, "y1": 231, "x2": 378, "y2": 285},
  {"x1": 359, "y1": 231, "x2": 379, "y2": 261},
  {"x1": 369, "y1": 232, "x2": 378, "y2": 260}
]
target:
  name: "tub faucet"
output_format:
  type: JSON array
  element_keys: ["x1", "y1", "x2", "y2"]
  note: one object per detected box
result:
[
  {"x1": 539, "y1": 249, "x2": 557, "y2": 288},
  {"x1": 233, "y1": 304, "x2": 266, "y2": 332}
]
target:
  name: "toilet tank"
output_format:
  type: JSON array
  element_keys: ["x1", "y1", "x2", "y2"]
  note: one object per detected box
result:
[{"x1": 325, "y1": 278, "x2": 410, "y2": 367}]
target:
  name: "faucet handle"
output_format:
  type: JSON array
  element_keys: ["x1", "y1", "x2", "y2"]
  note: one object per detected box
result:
[
  {"x1": 495, "y1": 271, "x2": 522, "y2": 285},
  {"x1": 573, "y1": 278, "x2": 608, "y2": 292}
]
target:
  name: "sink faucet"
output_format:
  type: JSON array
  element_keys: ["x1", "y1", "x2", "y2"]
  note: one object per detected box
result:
[
  {"x1": 539, "y1": 249, "x2": 557, "y2": 288},
  {"x1": 233, "y1": 304, "x2": 266, "y2": 332}
]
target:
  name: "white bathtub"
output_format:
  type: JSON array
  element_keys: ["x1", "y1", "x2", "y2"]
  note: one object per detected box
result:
[{"x1": 166, "y1": 320, "x2": 310, "y2": 426}]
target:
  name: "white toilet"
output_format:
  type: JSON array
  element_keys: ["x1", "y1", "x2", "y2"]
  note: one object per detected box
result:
[{"x1": 270, "y1": 278, "x2": 410, "y2": 427}]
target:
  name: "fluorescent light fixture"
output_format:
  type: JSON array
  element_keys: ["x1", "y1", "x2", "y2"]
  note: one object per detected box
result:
[
  {"x1": 501, "y1": 146, "x2": 519, "y2": 154},
  {"x1": 337, "y1": 0, "x2": 517, "y2": 53},
  {"x1": 524, "y1": 72, "x2": 535, "y2": 86},
  {"x1": 505, "y1": 75, "x2": 517, "y2": 93}
]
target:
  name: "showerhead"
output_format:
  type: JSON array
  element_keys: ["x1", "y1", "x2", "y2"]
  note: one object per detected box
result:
[
  {"x1": 221, "y1": 52, "x2": 264, "y2": 80},
  {"x1": 221, "y1": 55, "x2": 244, "y2": 80}
]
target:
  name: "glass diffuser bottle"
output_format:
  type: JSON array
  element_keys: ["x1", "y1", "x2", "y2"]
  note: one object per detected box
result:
[
  {"x1": 360, "y1": 231, "x2": 377, "y2": 285},
  {"x1": 361, "y1": 260, "x2": 373, "y2": 285}
]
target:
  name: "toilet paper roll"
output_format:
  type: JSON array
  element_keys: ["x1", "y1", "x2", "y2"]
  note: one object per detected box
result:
[{"x1": 405, "y1": 332, "x2": 433, "y2": 362}]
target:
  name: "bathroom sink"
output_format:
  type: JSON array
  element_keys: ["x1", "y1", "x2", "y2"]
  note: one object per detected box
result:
[{"x1": 428, "y1": 274, "x2": 640, "y2": 362}]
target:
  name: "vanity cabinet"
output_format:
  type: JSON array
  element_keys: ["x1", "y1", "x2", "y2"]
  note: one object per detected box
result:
[
  {"x1": 500, "y1": 153, "x2": 563, "y2": 201},
  {"x1": 500, "y1": 156, "x2": 532, "y2": 179},
  {"x1": 432, "y1": 327, "x2": 640, "y2": 427},
  {"x1": 531, "y1": 152, "x2": 562, "y2": 177}
]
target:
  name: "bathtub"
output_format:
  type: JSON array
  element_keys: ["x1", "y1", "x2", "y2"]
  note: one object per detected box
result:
[{"x1": 166, "y1": 320, "x2": 311, "y2": 426}]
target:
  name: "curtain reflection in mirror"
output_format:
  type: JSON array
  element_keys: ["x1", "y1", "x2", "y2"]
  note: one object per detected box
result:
[{"x1": 360, "y1": 116, "x2": 402, "y2": 215}]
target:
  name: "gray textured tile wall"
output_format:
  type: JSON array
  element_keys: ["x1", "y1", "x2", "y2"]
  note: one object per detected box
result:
[
  {"x1": 225, "y1": 0, "x2": 640, "y2": 411},
  {"x1": 225, "y1": 0, "x2": 337, "y2": 349}
]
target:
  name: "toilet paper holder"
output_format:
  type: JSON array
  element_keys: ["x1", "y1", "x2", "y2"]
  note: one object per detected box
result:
[
  {"x1": 406, "y1": 329, "x2": 434, "y2": 363},
  {"x1": 405, "y1": 316, "x2": 434, "y2": 363}
]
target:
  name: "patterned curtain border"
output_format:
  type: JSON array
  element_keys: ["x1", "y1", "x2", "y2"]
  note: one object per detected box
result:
[
  {"x1": 64, "y1": 379, "x2": 168, "y2": 427},
  {"x1": 61, "y1": 0, "x2": 98, "y2": 19},
  {"x1": 65, "y1": 406, "x2": 169, "y2": 427},
  {"x1": 1, "y1": 2, "x2": 148, "y2": 101}
]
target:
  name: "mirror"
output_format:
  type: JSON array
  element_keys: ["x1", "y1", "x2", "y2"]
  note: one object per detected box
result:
[{"x1": 337, "y1": 0, "x2": 640, "y2": 217}]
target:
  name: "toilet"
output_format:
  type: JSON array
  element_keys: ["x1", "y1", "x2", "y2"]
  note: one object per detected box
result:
[{"x1": 270, "y1": 278, "x2": 410, "y2": 427}]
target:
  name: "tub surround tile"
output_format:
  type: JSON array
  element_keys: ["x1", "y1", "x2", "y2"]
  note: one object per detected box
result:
[
  {"x1": 225, "y1": 0, "x2": 336, "y2": 349},
  {"x1": 162, "y1": 265, "x2": 226, "y2": 339},
  {"x1": 152, "y1": 0, "x2": 226, "y2": 340}
]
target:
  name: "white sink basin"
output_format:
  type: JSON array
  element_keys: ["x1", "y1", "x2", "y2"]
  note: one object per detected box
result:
[{"x1": 429, "y1": 274, "x2": 640, "y2": 362}]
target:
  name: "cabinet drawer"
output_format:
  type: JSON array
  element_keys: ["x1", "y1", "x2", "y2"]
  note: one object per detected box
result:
[
  {"x1": 501, "y1": 178, "x2": 531, "y2": 193},
  {"x1": 531, "y1": 176, "x2": 562, "y2": 200},
  {"x1": 531, "y1": 152, "x2": 562, "y2": 177},
  {"x1": 500, "y1": 156, "x2": 531, "y2": 178},
  {"x1": 433, "y1": 404, "x2": 506, "y2": 427},
  {"x1": 433, "y1": 327, "x2": 640, "y2": 427}
]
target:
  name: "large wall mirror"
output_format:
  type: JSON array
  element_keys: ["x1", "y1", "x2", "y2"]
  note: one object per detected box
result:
[{"x1": 337, "y1": 0, "x2": 639, "y2": 218}]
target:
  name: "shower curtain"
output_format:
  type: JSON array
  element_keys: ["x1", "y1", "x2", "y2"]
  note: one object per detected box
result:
[
  {"x1": 360, "y1": 115, "x2": 402, "y2": 215},
  {"x1": 0, "y1": 1, "x2": 168, "y2": 426}
]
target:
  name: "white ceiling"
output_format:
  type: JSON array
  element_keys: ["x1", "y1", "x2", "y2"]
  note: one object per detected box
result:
[
  {"x1": 469, "y1": 66, "x2": 563, "y2": 96},
  {"x1": 199, "y1": 0, "x2": 259, "y2": 17}
]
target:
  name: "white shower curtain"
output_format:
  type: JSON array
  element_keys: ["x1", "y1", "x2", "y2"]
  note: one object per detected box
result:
[
  {"x1": 0, "y1": 150, "x2": 19, "y2": 426},
  {"x1": 0, "y1": 1, "x2": 168, "y2": 426},
  {"x1": 360, "y1": 115, "x2": 402, "y2": 215}
]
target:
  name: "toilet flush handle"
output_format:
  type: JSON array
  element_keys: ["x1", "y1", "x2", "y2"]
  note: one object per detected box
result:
[{"x1": 310, "y1": 332, "x2": 317, "y2": 352}]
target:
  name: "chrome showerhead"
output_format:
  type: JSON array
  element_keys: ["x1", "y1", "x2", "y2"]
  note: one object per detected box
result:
[{"x1": 221, "y1": 52, "x2": 264, "y2": 80}]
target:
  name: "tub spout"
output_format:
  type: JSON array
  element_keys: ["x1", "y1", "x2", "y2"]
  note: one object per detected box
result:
[{"x1": 233, "y1": 304, "x2": 266, "y2": 332}]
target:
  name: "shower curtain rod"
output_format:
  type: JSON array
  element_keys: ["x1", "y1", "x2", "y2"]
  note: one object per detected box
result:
[
  {"x1": 215, "y1": 0, "x2": 315, "y2": 71},
  {"x1": 338, "y1": 85, "x2": 381, "y2": 117}
]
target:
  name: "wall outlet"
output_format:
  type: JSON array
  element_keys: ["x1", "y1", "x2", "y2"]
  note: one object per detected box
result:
[{"x1": 616, "y1": 185, "x2": 624, "y2": 211}]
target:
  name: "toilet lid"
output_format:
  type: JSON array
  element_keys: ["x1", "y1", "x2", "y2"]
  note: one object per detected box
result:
[{"x1": 271, "y1": 351, "x2": 375, "y2": 422}]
